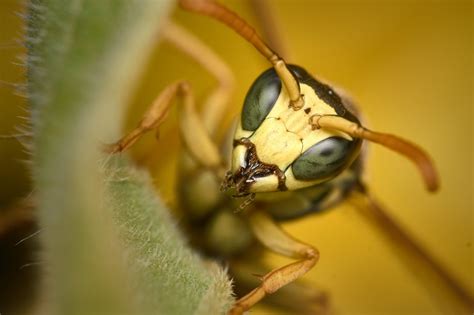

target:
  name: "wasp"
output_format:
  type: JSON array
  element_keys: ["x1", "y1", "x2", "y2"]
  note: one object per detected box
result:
[
  {"x1": 0, "y1": 1, "x2": 471, "y2": 314},
  {"x1": 104, "y1": 0, "x2": 474, "y2": 314}
]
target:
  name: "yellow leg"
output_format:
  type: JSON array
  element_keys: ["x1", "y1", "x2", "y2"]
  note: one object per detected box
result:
[
  {"x1": 106, "y1": 80, "x2": 224, "y2": 175},
  {"x1": 229, "y1": 210, "x2": 319, "y2": 315},
  {"x1": 230, "y1": 256, "x2": 331, "y2": 315},
  {"x1": 179, "y1": 0, "x2": 304, "y2": 110},
  {"x1": 161, "y1": 21, "x2": 234, "y2": 135}
]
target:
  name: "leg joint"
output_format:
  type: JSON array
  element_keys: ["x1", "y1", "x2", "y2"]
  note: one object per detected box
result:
[
  {"x1": 303, "y1": 246, "x2": 319, "y2": 261},
  {"x1": 176, "y1": 80, "x2": 191, "y2": 94}
]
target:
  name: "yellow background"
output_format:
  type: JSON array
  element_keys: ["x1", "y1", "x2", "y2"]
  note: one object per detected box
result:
[{"x1": 0, "y1": 0, "x2": 472, "y2": 314}]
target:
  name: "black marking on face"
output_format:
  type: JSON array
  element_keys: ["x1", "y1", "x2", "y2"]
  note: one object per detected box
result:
[
  {"x1": 227, "y1": 138, "x2": 288, "y2": 196},
  {"x1": 241, "y1": 68, "x2": 282, "y2": 131},
  {"x1": 292, "y1": 136, "x2": 359, "y2": 181},
  {"x1": 287, "y1": 65, "x2": 359, "y2": 123},
  {"x1": 304, "y1": 108, "x2": 311, "y2": 114}
]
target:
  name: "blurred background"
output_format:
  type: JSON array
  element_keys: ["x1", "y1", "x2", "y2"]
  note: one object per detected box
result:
[{"x1": 0, "y1": 0, "x2": 472, "y2": 314}]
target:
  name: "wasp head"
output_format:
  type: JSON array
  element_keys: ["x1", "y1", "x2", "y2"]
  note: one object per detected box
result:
[{"x1": 223, "y1": 65, "x2": 362, "y2": 196}]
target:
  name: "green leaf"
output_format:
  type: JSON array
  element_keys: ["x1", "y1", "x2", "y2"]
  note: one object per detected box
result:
[{"x1": 26, "y1": 0, "x2": 233, "y2": 314}]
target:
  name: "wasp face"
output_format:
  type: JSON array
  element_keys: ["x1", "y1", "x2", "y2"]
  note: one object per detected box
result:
[{"x1": 224, "y1": 65, "x2": 362, "y2": 195}]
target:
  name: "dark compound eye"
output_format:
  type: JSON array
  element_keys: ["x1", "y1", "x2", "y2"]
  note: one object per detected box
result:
[
  {"x1": 241, "y1": 68, "x2": 281, "y2": 131},
  {"x1": 292, "y1": 137, "x2": 358, "y2": 180}
]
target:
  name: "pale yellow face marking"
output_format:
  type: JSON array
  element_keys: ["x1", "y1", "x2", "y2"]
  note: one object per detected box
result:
[
  {"x1": 249, "y1": 174, "x2": 279, "y2": 192},
  {"x1": 268, "y1": 83, "x2": 352, "y2": 152},
  {"x1": 231, "y1": 144, "x2": 247, "y2": 171},
  {"x1": 249, "y1": 118, "x2": 302, "y2": 170}
]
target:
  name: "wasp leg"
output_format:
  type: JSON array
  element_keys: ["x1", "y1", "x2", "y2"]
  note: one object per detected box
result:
[
  {"x1": 179, "y1": 0, "x2": 304, "y2": 110},
  {"x1": 229, "y1": 209, "x2": 319, "y2": 315},
  {"x1": 230, "y1": 256, "x2": 331, "y2": 315},
  {"x1": 106, "y1": 81, "x2": 224, "y2": 174},
  {"x1": 161, "y1": 21, "x2": 234, "y2": 136},
  {"x1": 160, "y1": 22, "x2": 236, "y2": 215},
  {"x1": 108, "y1": 21, "x2": 235, "y2": 176}
]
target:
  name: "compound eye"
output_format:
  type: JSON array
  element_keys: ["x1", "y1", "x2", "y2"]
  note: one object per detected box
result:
[
  {"x1": 292, "y1": 137, "x2": 357, "y2": 180},
  {"x1": 241, "y1": 68, "x2": 281, "y2": 131}
]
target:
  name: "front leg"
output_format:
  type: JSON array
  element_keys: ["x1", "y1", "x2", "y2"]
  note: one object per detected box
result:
[
  {"x1": 106, "y1": 81, "x2": 225, "y2": 176},
  {"x1": 230, "y1": 257, "x2": 331, "y2": 315},
  {"x1": 230, "y1": 209, "x2": 319, "y2": 315}
]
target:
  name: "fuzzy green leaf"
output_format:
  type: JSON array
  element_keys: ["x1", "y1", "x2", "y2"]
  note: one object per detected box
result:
[{"x1": 26, "y1": 0, "x2": 233, "y2": 314}]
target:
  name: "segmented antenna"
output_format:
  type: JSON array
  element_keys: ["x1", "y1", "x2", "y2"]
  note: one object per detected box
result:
[
  {"x1": 310, "y1": 115, "x2": 439, "y2": 192},
  {"x1": 179, "y1": 0, "x2": 304, "y2": 109}
]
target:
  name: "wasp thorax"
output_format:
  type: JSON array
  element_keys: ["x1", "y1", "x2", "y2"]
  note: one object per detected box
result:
[{"x1": 225, "y1": 65, "x2": 362, "y2": 195}]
